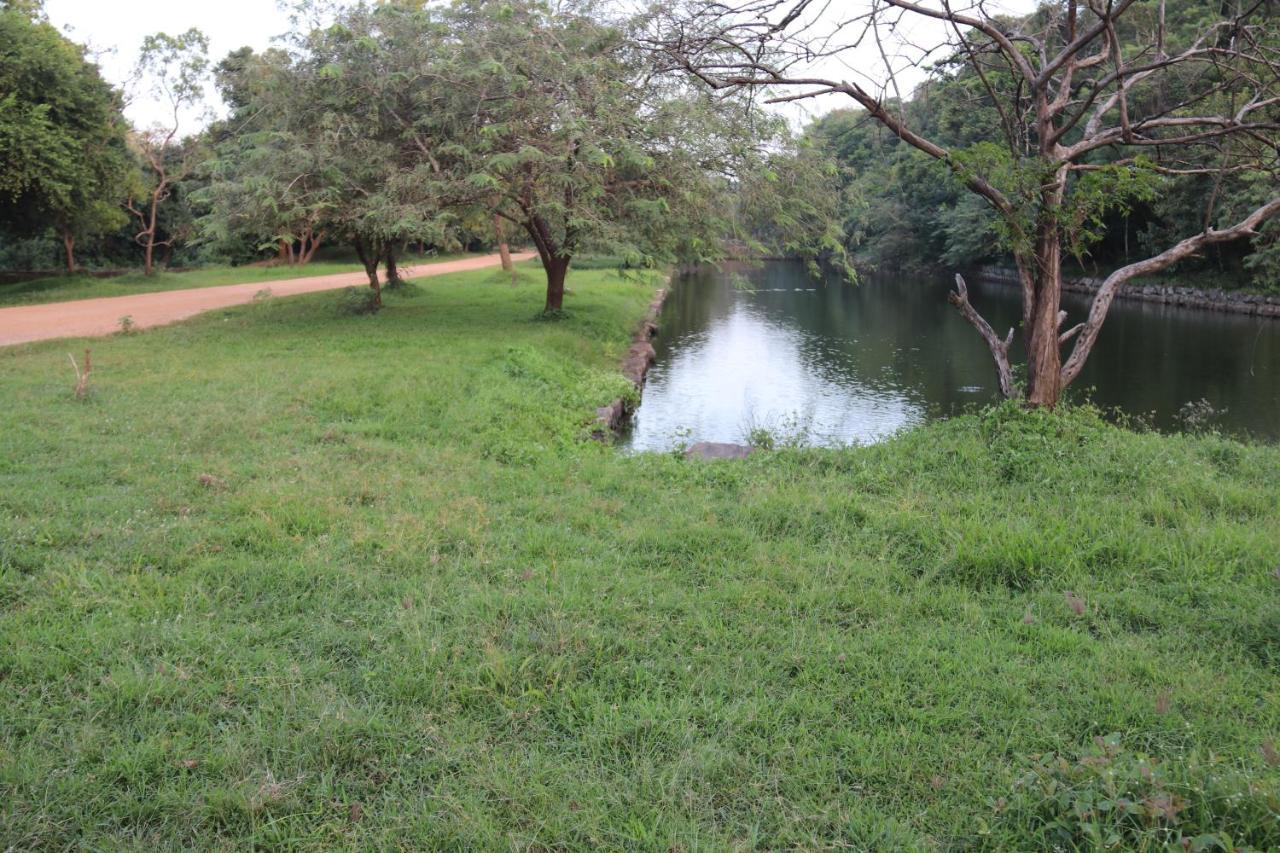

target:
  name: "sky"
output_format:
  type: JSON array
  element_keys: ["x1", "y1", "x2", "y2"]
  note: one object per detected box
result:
[
  {"x1": 43, "y1": 0, "x2": 295, "y2": 129},
  {"x1": 42, "y1": 0, "x2": 1038, "y2": 132}
]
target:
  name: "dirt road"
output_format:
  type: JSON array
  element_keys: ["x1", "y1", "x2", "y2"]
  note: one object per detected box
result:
[{"x1": 0, "y1": 252, "x2": 535, "y2": 347}]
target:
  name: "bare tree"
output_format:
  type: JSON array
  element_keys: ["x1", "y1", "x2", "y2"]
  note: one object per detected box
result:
[
  {"x1": 126, "y1": 29, "x2": 209, "y2": 276},
  {"x1": 653, "y1": 0, "x2": 1280, "y2": 407}
]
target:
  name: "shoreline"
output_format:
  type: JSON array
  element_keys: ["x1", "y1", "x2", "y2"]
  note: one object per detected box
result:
[
  {"x1": 593, "y1": 278, "x2": 670, "y2": 438},
  {"x1": 972, "y1": 265, "x2": 1280, "y2": 318}
]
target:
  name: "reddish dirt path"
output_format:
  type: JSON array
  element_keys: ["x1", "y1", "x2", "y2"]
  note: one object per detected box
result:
[{"x1": 0, "y1": 252, "x2": 536, "y2": 348}]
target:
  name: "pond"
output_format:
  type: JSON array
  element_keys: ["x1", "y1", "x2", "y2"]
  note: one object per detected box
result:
[{"x1": 621, "y1": 261, "x2": 1280, "y2": 450}]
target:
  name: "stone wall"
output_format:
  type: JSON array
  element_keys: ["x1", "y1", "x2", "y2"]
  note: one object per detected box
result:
[
  {"x1": 593, "y1": 284, "x2": 668, "y2": 438},
  {"x1": 972, "y1": 266, "x2": 1280, "y2": 318}
]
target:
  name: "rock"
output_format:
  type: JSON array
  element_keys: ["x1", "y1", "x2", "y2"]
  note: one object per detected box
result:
[
  {"x1": 621, "y1": 340, "x2": 657, "y2": 386},
  {"x1": 684, "y1": 442, "x2": 754, "y2": 460},
  {"x1": 595, "y1": 399, "x2": 625, "y2": 428}
]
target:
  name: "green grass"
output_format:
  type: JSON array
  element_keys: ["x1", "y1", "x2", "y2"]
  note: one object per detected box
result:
[
  {"x1": 0, "y1": 252, "x2": 472, "y2": 307},
  {"x1": 1, "y1": 267, "x2": 1277, "y2": 849}
]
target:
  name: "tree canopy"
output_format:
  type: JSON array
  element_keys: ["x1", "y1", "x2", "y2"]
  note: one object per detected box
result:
[
  {"x1": 0, "y1": 2, "x2": 132, "y2": 271},
  {"x1": 198, "y1": 0, "x2": 847, "y2": 312}
]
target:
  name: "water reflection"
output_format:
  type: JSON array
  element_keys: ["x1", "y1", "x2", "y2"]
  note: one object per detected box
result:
[{"x1": 623, "y1": 261, "x2": 1280, "y2": 450}]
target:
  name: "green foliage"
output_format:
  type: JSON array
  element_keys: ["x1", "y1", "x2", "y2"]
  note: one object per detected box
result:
[
  {"x1": 981, "y1": 734, "x2": 1280, "y2": 850},
  {"x1": 0, "y1": 5, "x2": 132, "y2": 259},
  {"x1": 735, "y1": 138, "x2": 856, "y2": 280}
]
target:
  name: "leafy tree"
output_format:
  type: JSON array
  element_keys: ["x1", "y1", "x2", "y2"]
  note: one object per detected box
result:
[
  {"x1": 204, "y1": 6, "x2": 457, "y2": 307},
  {"x1": 430, "y1": 0, "x2": 763, "y2": 313},
  {"x1": 127, "y1": 28, "x2": 209, "y2": 276},
  {"x1": 201, "y1": 47, "x2": 337, "y2": 266},
  {"x1": 734, "y1": 137, "x2": 856, "y2": 278},
  {"x1": 0, "y1": 3, "x2": 132, "y2": 272}
]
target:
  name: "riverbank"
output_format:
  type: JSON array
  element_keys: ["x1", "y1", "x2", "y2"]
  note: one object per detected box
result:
[
  {"x1": 974, "y1": 265, "x2": 1280, "y2": 317},
  {"x1": 2, "y1": 266, "x2": 1277, "y2": 848}
]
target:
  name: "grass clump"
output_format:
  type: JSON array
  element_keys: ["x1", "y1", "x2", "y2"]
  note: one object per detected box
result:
[
  {"x1": 0, "y1": 265, "x2": 1277, "y2": 849},
  {"x1": 980, "y1": 734, "x2": 1280, "y2": 850}
]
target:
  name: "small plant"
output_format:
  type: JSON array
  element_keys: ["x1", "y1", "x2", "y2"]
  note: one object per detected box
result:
[
  {"x1": 67, "y1": 349, "x2": 91, "y2": 399},
  {"x1": 747, "y1": 425, "x2": 777, "y2": 450},
  {"x1": 1179, "y1": 398, "x2": 1225, "y2": 434},
  {"x1": 337, "y1": 288, "x2": 382, "y2": 315},
  {"x1": 741, "y1": 409, "x2": 813, "y2": 449},
  {"x1": 670, "y1": 425, "x2": 694, "y2": 457},
  {"x1": 118, "y1": 315, "x2": 135, "y2": 334},
  {"x1": 982, "y1": 734, "x2": 1280, "y2": 849},
  {"x1": 253, "y1": 287, "x2": 273, "y2": 302}
]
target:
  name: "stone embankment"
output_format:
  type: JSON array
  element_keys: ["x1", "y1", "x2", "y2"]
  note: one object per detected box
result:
[
  {"x1": 593, "y1": 287, "x2": 666, "y2": 437},
  {"x1": 973, "y1": 266, "x2": 1280, "y2": 318}
]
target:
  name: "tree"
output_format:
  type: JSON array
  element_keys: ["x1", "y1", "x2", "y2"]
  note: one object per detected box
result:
[
  {"x1": 656, "y1": 0, "x2": 1280, "y2": 407},
  {"x1": 734, "y1": 137, "x2": 857, "y2": 278},
  {"x1": 433, "y1": 0, "x2": 758, "y2": 313},
  {"x1": 201, "y1": 48, "x2": 336, "y2": 266},
  {"x1": 0, "y1": 4, "x2": 132, "y2": 272},
  {"x1": 204, "y1": 6, "x2": 460, "y2": 308},
  {"x1": 127, "y1": 29, "x2": 209, "y2": 276}
]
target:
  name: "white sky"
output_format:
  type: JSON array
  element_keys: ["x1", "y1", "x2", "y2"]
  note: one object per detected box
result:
[
  {"x1": 43, "y1": 0, "x2": 1038, "y2": 132},
  {"x1": 43, "y1": 0, "x2": 294, "y2": 130}
]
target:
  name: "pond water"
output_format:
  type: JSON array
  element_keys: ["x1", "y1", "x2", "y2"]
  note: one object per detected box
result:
[{"x1": 622, "y1": 261, "x2": 1280, "y2": 450}]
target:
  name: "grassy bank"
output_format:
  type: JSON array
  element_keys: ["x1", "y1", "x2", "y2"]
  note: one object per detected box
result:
[
  {"x1": 1, "y1": 267, "x2": 1277, "y2": 849},
  {"x1": 0, "y1": 252, "x2": 471, "y2": 307}
]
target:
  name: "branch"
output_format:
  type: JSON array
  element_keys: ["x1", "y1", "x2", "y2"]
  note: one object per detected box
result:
[
  {"x1": 1062, "y1": 196, "x2": 1280, "y2": 386},
  {"x1": 949, "y1": 274, "x2": 1017, "y2": 399}
]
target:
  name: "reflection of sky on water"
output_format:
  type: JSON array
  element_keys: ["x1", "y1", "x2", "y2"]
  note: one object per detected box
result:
[
  {"x1": 623, "y1": 261, "x2": 1280, "y2": 451},
  {"x1": 628, "y1": 294, "x2": 923, "y2": 450}
]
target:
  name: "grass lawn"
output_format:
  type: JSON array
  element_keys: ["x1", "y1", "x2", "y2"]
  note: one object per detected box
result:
[
  {"x1": 1, "y1": 267, "x2": 1277, "y2": 849},
  {"x1": 0, "y1": 252, "x2": 470, "y2": 307}
]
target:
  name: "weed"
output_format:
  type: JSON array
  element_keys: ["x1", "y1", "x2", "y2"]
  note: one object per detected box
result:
[
  {"x1": 980, "y1": 734, "x2": 1280, "y2": 849},
  {"x1": 66, "y1": 349, "x2": 91, "y2": 399}
]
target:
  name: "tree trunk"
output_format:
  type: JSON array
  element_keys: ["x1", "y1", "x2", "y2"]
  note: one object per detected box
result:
[
  {"x1": 142, "y1": 190, "x2": 163, "y2": 277},
  {"x1": 384, "y1": 244, "x2": 402, "y2": 288},
  {"x1": 1024, "y1": 183, "x2": 1067, "y2": 408},
  {"x1": 524, "y1": 215, "x2": 571, "y2": 313},
  {"x1": 353, "y1": 237, "x2": 382, "y2": 309},
  {"x1": 61, "y1": 230, "x2": 76, "y2": 275},
  {"x1": 494, "y1": 215, "x2": 513, "y2": 273},
  {"x1": 543, "y1": 255, "x2": 570, "y2": 313},
  {"x1": 278, "y1": 240, "x2": 290, "y2": 264},
  {"x1": 300, "y1": 231, "x2": 322, "y2": 264}
]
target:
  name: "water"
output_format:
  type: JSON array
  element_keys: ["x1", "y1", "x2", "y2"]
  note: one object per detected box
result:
[{"x1": 622, "y1": 261, "x2": 1280, "y2": 450}]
